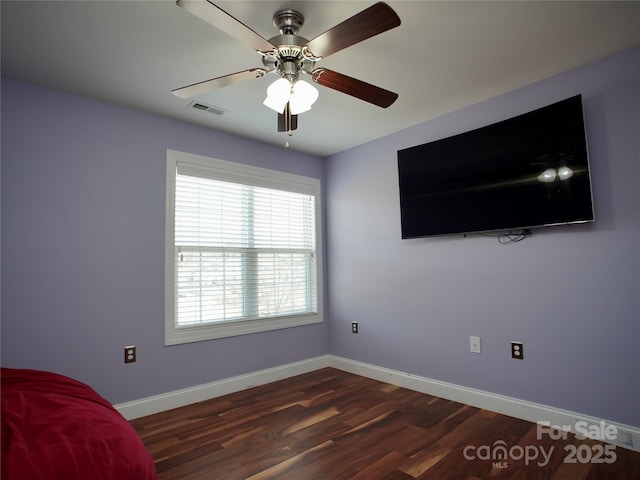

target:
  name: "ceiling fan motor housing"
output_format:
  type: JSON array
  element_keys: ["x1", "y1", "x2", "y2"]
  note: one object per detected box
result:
[
  {"x1": 260, "y1": 10, "x2": 316, "y2": 81},
  {"x1": 263, "y1": 33, "x2": 315, "y2": 81}
]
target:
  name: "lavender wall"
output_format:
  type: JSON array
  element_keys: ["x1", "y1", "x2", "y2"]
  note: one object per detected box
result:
[
  {"x1": 325, "y1": 46, "x2": 640, "y2": 427},
  {"x1": 0, "y1": 78, "x2": 328, "y2": 404}
]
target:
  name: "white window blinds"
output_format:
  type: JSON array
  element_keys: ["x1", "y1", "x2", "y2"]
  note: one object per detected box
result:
[{"x1": 166, "y1": 152, "x2": 322, "y2": 344}]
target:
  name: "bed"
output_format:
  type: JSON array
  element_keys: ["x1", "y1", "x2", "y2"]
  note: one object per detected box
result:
[{"x1": 1, "y1": 367, "x2": 157, "y2": 480}]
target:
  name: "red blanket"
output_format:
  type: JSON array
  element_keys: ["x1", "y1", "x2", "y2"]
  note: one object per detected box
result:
[{"x1": 1, "y1": 368, "x2": 156, "y2": 480}]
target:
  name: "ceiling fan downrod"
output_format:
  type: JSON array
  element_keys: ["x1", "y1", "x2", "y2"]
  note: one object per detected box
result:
[{"x1": 273, "y1": 9, "x2": 304, "y2": 35}]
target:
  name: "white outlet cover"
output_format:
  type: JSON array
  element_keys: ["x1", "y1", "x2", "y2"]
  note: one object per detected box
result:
[{"x1": 470, "y1": 336, "x2": 481, "y2": 354}]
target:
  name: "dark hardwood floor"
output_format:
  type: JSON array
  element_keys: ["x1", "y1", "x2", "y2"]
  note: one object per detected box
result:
[{"x1": 131, "y1": 368, "x2": 640, "y2": 479}]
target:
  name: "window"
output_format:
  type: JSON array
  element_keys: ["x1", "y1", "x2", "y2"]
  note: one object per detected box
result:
[{"x1": 165, "y1": 150, "x2": 323, "y2": 345}]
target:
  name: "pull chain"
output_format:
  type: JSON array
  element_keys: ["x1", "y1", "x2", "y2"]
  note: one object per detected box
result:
[{"x1": 284, "y1": 128, "x2": 293, "y2": 149}]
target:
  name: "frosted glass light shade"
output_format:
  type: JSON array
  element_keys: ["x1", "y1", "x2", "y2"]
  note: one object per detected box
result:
[
  {"x1": 263, "y1": 78, "x2": 291, "y2": 113},
  {"x1": 289, "y1": 80, "x2": 319, "y2": 115}
]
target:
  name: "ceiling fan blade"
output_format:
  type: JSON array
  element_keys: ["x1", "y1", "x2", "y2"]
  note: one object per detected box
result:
[
  {"x1": 172, "y1": 68, "x2": 267, "y2": 98},
  {"x1": 177, "y1": 0, "x2": 275, "y2": 53},
  {"x1": 304, "y1": 2, "x2": 400, "y2": 59},
  {"x1": 311, "y1": 68, "x2": 398, "y2": 108}
]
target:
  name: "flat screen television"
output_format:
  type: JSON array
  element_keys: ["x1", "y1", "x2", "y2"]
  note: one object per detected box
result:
[{"x1": 397, "y1": 95, "x2": 594, "y2": 239}]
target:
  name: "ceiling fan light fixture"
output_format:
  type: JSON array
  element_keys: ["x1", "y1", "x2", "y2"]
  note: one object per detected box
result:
[
  {"x1": 263, "y1": 78, "x2": 291, "y2": 113},
  {"x1": 264, "y1": 77, "x2": 319, "y2": 115}
]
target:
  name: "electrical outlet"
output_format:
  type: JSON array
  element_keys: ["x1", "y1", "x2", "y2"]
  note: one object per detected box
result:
[
  {"x1": 511, "y1": 342, "x2": 523, "y2": 359},
  {"x1": 124, "y1": 345, "x2": 137, "y2": 363},
  {"x1": 351, "y1": 322, "x2": 358, "y2": 334},
  {"x1": 469, "y1": 336, "x2": 481, "y2": 354}
]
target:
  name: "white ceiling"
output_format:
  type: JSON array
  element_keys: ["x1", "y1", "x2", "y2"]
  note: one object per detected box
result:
[{"x1": 2, "y1": 1, "x2": 639, "y2": 157}]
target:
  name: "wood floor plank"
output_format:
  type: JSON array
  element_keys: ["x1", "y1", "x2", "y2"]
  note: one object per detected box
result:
[
  {"x1": 400, "y1": 446, "x2": 451, "y2": 478},
  {"x1": 131, "y1": 368, "x2": 640, "y2": 479},
  {"x1": 348, "y1": 451, "x2": 413, "y2": 480},
  {"x1": 245, "y1": 440, "x2": 335, "y2": 480},
  {"x1": 219, "y1": 440, "x2": 297, "y2": 478}
]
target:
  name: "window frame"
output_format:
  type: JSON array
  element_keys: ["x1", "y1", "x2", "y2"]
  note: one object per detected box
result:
[{"x1": 165, "y1": 149, "x2": 323, "y2": 345}]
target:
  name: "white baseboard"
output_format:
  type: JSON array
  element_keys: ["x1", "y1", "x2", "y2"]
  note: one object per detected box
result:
[
  {"x1": 329, "y1": 355, "x2": 640, "y2": 452},
  {"x1": 116, "y1": 354, "x2": 639, "y2": 452},
  {"x1": 115, "y1": 355, "x2": 330, "y2": 420}
]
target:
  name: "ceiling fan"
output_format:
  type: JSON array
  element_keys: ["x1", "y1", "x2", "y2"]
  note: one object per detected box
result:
[{"x1": 172, "y1": 1, "x2": 401, "y2": 135}]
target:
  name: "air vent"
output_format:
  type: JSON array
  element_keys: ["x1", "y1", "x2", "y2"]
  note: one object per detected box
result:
[{"x1": 188, "y1": 100, "x2": 227, "y2": 116}]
